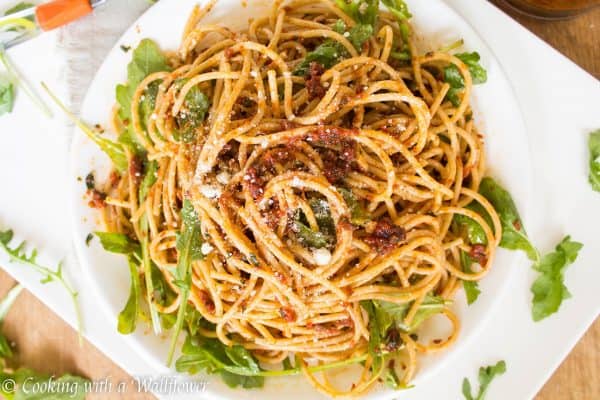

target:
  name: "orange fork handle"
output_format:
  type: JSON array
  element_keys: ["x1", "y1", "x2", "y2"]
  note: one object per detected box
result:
[{"x1": 35, "y1": 0, "x2": 93, "y2": 31}]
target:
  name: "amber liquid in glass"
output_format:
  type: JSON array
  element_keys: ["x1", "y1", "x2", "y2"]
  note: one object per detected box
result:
[{"x1": 504, "y1": 0, "x2": 600, "y2": 18}]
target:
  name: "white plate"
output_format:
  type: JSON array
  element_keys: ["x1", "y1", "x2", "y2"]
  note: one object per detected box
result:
[{"x1": 70, "y1": 1, "x2": 532, "y2": 399}]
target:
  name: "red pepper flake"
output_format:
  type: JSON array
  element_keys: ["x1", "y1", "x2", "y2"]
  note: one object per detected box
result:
[{"x1": 279, "y1": 306, "x2": 296, "y2": 322}]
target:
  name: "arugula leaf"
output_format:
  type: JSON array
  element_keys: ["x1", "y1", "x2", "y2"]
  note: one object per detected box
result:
[
  {"x1": 174, "y1": 84, "x2": 210, "y2": 143},
  {"x1": 479, "y1": 177, "x2": 539, "y2": 261},
  {"x1": 294, "y1": 19, "x2": 375, "y2": 76},
  {"x1": 176, "y1": 336, "x2": 265, "y2": 388},
  {"x1": 294, "y1": 41, "x2": 346, "y2": 76},
  {"x1": 293, "y1": 209, "x2": 334, "y2": 249},
  {"x1": 334, "y1": 0, "x2": 379, "y2": 26},
  {"x1": 587, "y1": 129, "x2": 600, "y2": 192},
  {"x1": 443, "y1": 52, "x2": 487, "y2": 106},
  {"x1": 460, "y1": 251, "x2": 481, "y2": 305},
  {"x1": 138, "y1": 159, "x2": 158, "y2": 202},
  {"x1": 0, "y1": 77, "x2": 14, "y2": 116},
  {"x1": 41, "y1": 82, "x2": 127, "y2": 173},
  {"x1": 94, "y1": 232, "x2": 141, "y2": 256},
  {"x1": 462, "y1": 360, "x2": 506, "y2": 400},
  {"x1": 115, "y1": 39, "x2": 170, "y2": 151},
  {"x1": 381, "y1": 0, "x2": 412, "y2": 61},
  {"x1": 531, "y1": 236, "x2": 583, "y2": 322},
  {"x1": 149, "y1": 262, "x2": 177, "y2": 330},
  {"x1": 117, "y1": 257, "x2": 141, "y2": 334},
  {"x1": 338, "y1": 188, "x2": 369, "y2": 225},
  {"x1": 167, "y1": 199, "x2": 203, "y2": 365},
  {"x1": 0, "y1": 228, "x2": 83, "y2": 344},
  {"x1": 374, "y1": 295, "x2": 449, "y2": 332}
]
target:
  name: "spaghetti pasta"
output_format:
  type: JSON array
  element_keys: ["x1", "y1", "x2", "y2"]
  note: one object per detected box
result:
[{"x1": 92, "y1": 0, "x2": 502, "y2": 396}]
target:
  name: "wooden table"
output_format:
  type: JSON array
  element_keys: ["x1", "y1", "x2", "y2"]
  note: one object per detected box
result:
[{"x1": 0, "y1": 3, "x2": 598, "y2": 400}]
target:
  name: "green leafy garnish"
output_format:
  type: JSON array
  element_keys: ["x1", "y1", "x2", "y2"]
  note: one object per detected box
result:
[
  {"x1": 118, "y1": 257, "x2": 141, "y2": 334},
  {"x1": 339, "y1": 188, "x2": 369, "y2": 225},
  {"x1": 174, "y1": 84, "x2": 210, "y2": 143},
  {"x1": 94, "y1": 232, "x2": 141, "y2": 256},
  {"x1": 373, "y1": 295, "x2": 449, "y2": 333},
  {"x1": 294, "y1": 41, "x2": 347, "y2": 76},
  {"x1": 335, "y1": 0, "x2": 378, "y2": 26},
  {"x1": 176, "y1": 336, "x2": 265, "y2": 388},
  {"x1": 138, "y1": 159, "x2": 158, "y2": 202},
  {"x1": 0, "y1": 228, "x2": 83, "y2": 344},
  {"x1": 0, "y1": 77, "x2": 14, "y2": 116},
  {"x1": 167, "y1": 199, "x2": 203, "y2": 365},
  {"x1": 462, "y1": 360, "x2": 506, "y2": 400},
  {"x1": 115, "y1": 39, "x2": 170, "y2": 152},
  {"x1": 479, "y1": 177, "x2": 539, "y2": 261},
  {"x1": 587, "y1": 129, "x2": 600, "y2": 192},
  {"x1": 531, "y1": 236, "x2": 583, "y2": 322},
  {"x1": 293, "y1": 203, "x2": 335, "y2": 249},
  {"x1": 382, "y1": 0, "x2": 412, "y2": 61},
  {"x1": 444, "y1": 52, "x2": 487, "y2": 106},
  {"x1": 460, "y1": 251, "x2": 481, "y2": 305},
  {"x1": 41, "y1": 82, "x2": 127, "y2": 173}
]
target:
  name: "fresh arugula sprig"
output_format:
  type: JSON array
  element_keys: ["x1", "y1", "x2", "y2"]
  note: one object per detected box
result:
[
  {"x1": 443, "y1": 52, "x2": 488, "y2": 107},
  {"x1": 381, "y1": 0, "x2": 412, "y2": 61},
  {"x1": 174, "y1": 82, "x2": 210, "y2": 143},
  {"x1": 587, "y1": 129, "x2": 600, "y2": 192},
  {"x1": 0, "y1": 228, "x2": 83, "y2": 344},
  {"x1": 334, "y1": 0, "x2": 379, "y2": 26},
  {"x1": 478, "y1": 177, "x2": 538, "y2": 261},
  {"x1": 460, "y1": 251, "x2": 481, "y2": 305},
  {"x1": 531, "y1": 236, "x2": 583, "y2": 321},
  {"x1": 338, "y1": 188, "x2": 369, "y2": 225},
  {"x1": 166, "y1": 199, "x2": 204, "y2": 366},
  {"x1": 360, "y1": 296, "x2": 448, "y2": 389},
  {"x1": 292, "y1": 200, "x2": 335, "y2": 249},
  {"x1": 41, "y1": 82, "x2": 128, "y2": 173},
  {"x1": 116, "y1": 39, "x2": 170, "y2": 153},
  {"x1": 462, "y1": 360, "x2": 506, "y2": 400},
  {"x1": 176, "y1": 335, "x2": 370, "y2": 383}
]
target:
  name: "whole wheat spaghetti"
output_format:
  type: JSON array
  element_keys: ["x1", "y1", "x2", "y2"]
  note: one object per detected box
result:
[{"x1": 91, "y1": 0, "x2": 502, "y2": 396}]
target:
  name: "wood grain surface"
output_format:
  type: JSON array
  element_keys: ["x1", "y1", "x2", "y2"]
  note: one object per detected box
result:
[{"x1": 0, "y1": 2, "x2": 598, "y2": 399}]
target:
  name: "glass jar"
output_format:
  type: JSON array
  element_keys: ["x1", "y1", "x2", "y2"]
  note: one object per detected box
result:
[{"x1": 502, "y1": 0, "x2": 600, "y2": 19}]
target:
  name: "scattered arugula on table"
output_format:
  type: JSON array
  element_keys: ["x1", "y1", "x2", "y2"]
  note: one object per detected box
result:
[
  {"x1": 587, "y1": 129, "x2": 600, "y2": 192},
  {"x1": 0, "y1": 227, "x2": 83, "y2": 344},
  {"x1": 0, "y1": 284, "x2": 89, "y2": 400},
  {"x1": 462, "y1": 360, "x2": 506, "y2": 400},
  {"x1": 166, "y1": 199, "x2": 204, "y2": 366},
  {"x1": 444, "y1": 52, "x2": 488, "y2": 106},
  {"x1": 531, "y1": 236, "x2": 583, "y2": 321}
]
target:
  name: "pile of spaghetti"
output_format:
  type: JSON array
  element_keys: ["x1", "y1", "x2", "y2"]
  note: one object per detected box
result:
[{"x1": 90, "y1": 0, "x2": 501, "y2": 396}]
